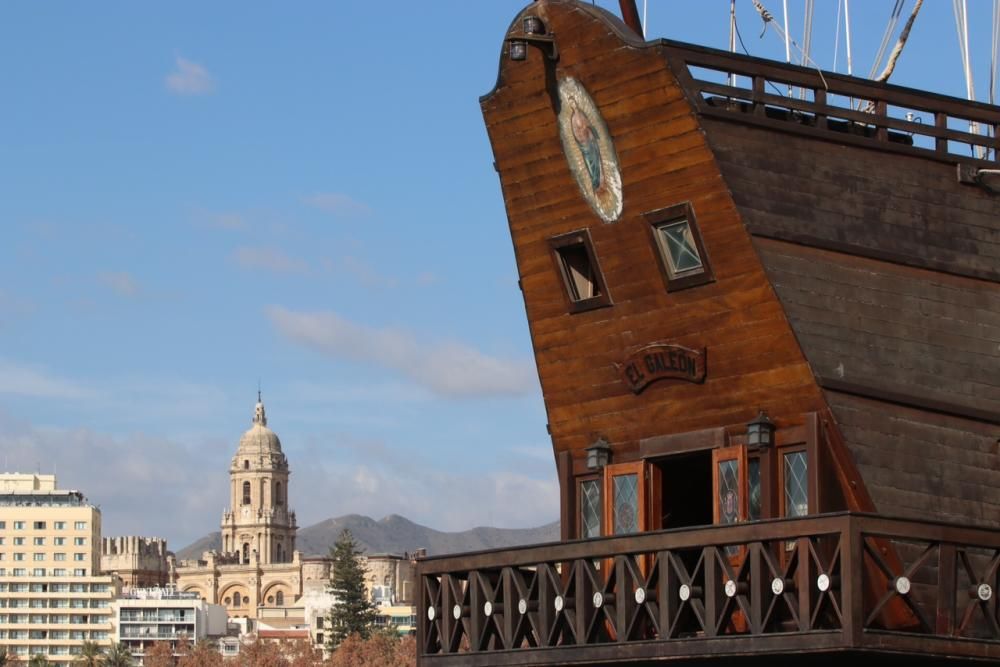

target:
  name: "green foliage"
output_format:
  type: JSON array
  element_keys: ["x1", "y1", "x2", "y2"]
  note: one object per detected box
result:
[
  {"x1": 76, "y1": 641, "x2": 103, "y2": 667},
  {"x1": 28, "y1": 655, "x2": 50, "y2": 667},
  {"x1": 326, "y1": 529, "x2": 378, "y2": 650},
  {"x1": 0, "y1": 646, "x2": 7, "y2": 667},
  {"x1": 101, "y1": 643, "x2": 134, "y2": 667}
]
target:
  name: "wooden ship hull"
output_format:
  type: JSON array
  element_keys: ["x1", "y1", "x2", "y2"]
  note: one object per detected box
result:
[{"x1": 417, "y1": 1, "x2": 1000, "y2": 664}]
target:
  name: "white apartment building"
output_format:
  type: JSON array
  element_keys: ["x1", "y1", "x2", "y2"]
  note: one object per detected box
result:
[
  {"x1": 112, "y1": 587, "x2": 227, "y2": 665},
  {"x1": 0, "y1": 474, "x2": 117, "y2": 666}
]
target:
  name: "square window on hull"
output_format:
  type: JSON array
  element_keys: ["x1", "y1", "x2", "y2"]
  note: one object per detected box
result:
[{"x1": 548, "y1": 229, "x2": 612, "y2": 313}]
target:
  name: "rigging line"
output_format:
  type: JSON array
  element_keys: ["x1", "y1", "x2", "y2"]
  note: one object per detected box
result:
[
  {"x1": 833, "y1": 0, "x2": 843, "y2": 73},
  {"x1": 845, "y1": 0, "x2": 854, "y2": 76},
  {"x1": 869, "y1": 0, "x2": 905, "y2": 80},
  {"x1": 729, "y1": 0, "x2": 737, "y2": 87},
  {"x1": 783, "y1": 0, "x2": 792, "y2": 95},
  {"x1": 991, "y1": 0, "x2": 999, "y2": 106},
  {"x1": 734, "y1": 18, "x2": 786, "y2": 97},
  {"x1": 750, "y1": 0, "x2": 829, "y2": 91},
  {"x1": 801, "y1": 0, "x2": 814, "y2": 99},
  {"x1": 874, "y1": 0, "x2": 924, "y2": 84}
]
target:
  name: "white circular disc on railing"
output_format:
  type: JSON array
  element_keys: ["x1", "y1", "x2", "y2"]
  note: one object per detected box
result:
[
  {"x1": 554, "y1": 595, "x2": 564, "y2": 612},
  {"x1": 593, "y1": 592, "x2": 604, "y2": 608},
  {"x1": 724, "y1": 580, "x2": 737, "y2": 598},
  {"x1": 978, "y1": 584, "x2": 993, "y2": 601},
  {"x1": 518, "y1": 598, "x2": 528, "y2": 615},
  {"x1": 679, "y1": 584, "x2": 691, "y2": 601},
  {"x1": 427, "y1": 606, "x2": 436, "y2": 622},
  {"x1": 894, "y1": 576, "x2": 911, "y2": 595},
  {"x1": 453, "y1": 604, "x2": 462, "y2": 620},
  {"x1": 634, "y1": 587, "x2": 646, "y2": 604},
  {"x1": 817, "y1": 574, "x2": 830, "y2": 592},
  {"x1": 484, "y1": 601, "x2": 493, "y2": 617},
  {"x1": 771, "y1": 578, "x2": 784, "y2": 595}
]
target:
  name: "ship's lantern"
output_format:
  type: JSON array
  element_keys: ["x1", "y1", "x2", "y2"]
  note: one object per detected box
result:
[
  {"x1": 523, "y1": 15, "x2": 545, "y2": 35},
  {"x1": 509, "y1": 40, "x2": 527, "y2": 61},
  {"x1": 586, "y1": 437, "x2": 612, "y2": 470},
  {"x1": 747, "y1": 411, "x2": 775, "y2": 450}
]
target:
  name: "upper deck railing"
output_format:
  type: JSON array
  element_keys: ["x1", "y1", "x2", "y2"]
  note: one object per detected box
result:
[
  {"x1": 659, "y1": 40, "x2": 1000, "y2": 170},
  {"x1": 417, "y1": 512, "x2": 1000, "y2": 666}
]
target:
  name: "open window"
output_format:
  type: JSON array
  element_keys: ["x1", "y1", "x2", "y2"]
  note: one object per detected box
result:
[
  {"x1": 645, "y1": 202, "x2": 714, "y2": 292},
  {"x1": 549, "y1": 229, "x2": 611, "y2": 313}
]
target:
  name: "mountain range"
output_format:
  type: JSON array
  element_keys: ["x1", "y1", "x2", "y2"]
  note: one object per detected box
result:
[{"x1": 175, "y1": 514, "x2": 560, "y2": 560}]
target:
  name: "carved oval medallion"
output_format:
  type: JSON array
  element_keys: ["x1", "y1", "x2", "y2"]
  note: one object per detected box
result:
[{"x1": 557, "y1": 77, "x2": 623, "y2": 223}]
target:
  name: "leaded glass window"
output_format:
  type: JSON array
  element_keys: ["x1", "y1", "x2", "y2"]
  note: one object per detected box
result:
[
  {"x1": 784, "y1": 451, "x2": 808, "y2": 518},
  {"x1": 613, "y1": 474, "x2": 638, "y2": 535},
  {"x1": 748, "y1": 458, "x2": 761, "y2": 521},
  {"x1": 580, "y1": 479, "x2": 601, "y2": 539},
  {"x1": 658, "y1": 220, "x2": 703, "y2": 275},
  {"x1": 717, "y1": 460, "x2": 740, "y2": 526}
]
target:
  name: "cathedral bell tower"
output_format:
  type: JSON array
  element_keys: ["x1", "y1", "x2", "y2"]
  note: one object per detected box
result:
[{"x1": 221, "y1": 394, "x2": 297, "y2": 565}]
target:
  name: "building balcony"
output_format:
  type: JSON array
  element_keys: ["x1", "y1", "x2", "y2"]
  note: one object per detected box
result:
[{"x1": 417, "y1": 513, "x2": 1000, "y2": 666}]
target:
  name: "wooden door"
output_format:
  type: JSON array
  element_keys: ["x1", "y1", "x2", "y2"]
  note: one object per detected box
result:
[
  {"x1": 603, "y1": 462, "x2": 649, "y2": 536},
  {"x1": 712, "y1": 445, "x2": 748, "y2": 564}
]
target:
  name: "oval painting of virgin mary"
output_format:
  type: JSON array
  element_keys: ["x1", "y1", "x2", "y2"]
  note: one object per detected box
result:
[{"x1": 557, "y1": 77, "x2": 623, "y2": 223}]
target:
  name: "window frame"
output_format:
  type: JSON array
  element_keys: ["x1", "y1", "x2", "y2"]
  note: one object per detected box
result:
[
  {"x1": 644, "y1": 202, "x2": 715, "y2": 292},
  {"x1": 777, "y1": 444, "x2": 810, "y2": 520},
  {"x1": 548, "y1": 229, "x2": 612, "y2": 314}
]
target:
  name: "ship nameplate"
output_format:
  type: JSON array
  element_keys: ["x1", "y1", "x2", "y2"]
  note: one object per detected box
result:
[{"x1": 619, "y1": 344, "x2": 707, "y2": 394}]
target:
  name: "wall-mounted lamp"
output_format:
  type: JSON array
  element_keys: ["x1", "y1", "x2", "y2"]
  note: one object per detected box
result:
[
  {"x1": 747, "y1": 411, "x2": 776, "y2": 450},
  {"x1": 586, "y1": 437, "x2": 612, "y2": 470},
  {"x1": 506, "y1": 15, "x2": 559, "y2": 62}
]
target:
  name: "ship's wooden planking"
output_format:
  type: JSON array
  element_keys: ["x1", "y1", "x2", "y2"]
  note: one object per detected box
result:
[{"x1": 483, "y1": 0, "x2": 1000, "y2": 544}]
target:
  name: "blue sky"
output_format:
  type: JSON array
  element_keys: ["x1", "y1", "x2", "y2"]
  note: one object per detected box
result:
[{"x1": 0, "y1": 0, "x2": 994, "y2": 549}]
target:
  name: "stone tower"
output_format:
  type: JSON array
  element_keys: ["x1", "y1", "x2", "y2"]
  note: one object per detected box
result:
[{"x1": 220, "y1": 394, "x2": 297, "y2": 565}]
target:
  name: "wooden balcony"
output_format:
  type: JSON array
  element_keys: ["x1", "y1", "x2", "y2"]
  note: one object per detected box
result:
[{"x1": 417, "y1": 513, "x2": 1000, "y2": 665}]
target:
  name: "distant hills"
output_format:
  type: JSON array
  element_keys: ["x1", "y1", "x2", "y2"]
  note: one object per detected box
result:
[{"x1": 175, "y1": 514, "x2": 560, "y2": 560}]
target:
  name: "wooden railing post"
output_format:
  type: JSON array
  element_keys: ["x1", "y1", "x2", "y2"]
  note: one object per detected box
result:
[
  {"x1": 840, "y1": 515, "x2": 864, "y2": 648},
  {"x1": 936, "y1": 543, "x2": 957, "y2": 636}
]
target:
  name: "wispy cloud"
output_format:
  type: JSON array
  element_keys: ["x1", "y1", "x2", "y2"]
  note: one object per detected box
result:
[
  {"x1": 0, "y1": 359, "x2": 96, "y2": 400},
  {"x1": 304, "y1": 193, "x2": 371, "y2": 218},
  {"x1": 165, "y1": 57, "x2": 215, "y2": 96},
  {"x1": 231, "y1": 246, "x2": 308, "y2": 274},
  {"x1": 321, "y1": 255, "x2": 398, "y2": 289},
  {"x1": 210, "y1": 213, "x2": 245, "y2": 230},
  {"x1": 97, "y1": 271, "x2": 140, "y2": 297},
  {"x1": 265, "y1": 306, "x2": 538, "y2": 397}
]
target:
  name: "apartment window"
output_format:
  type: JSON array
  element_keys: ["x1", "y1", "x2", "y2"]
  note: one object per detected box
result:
[
  {"x1": 32, "y1": 521, "x2": 45, "y2": 530},
  {"x1": 32, "y1": 554, "x2": 44, "y2": 562},
  {"x1": 74, "y1": 522, "x2": 87, "y2": 530},
  {"x1": 13, "y1": 538, "x2": 24, "y2": 546},
  {"x1": 32, "y1": 569, "x2": 44, "y2": 577},
  {"x1": 54, "y1": 554, "x2": 66, "y2": 562},
  {"x1": 54, "y1": 522, "x2": 66, "y2": 530},
  {"x1": 73, "y1": 553, "x2": 85, "y2": 562},
  {"x1": 13, "y1": 554, "x2": 24, "y2": 561},
  {"x1": 73, "y1": 569, "x2": 86, "y2": 577},
  {"x1": 0, "y1": 521, "x2": 5, "y2": 529},
  {"x1": 54, "y1": 538, "x2": 65, "y2": 546},
  {"x1": 549, "y1": 229, "x2": 611, "y2": 313},
  {"x1": 0, "y1": 537, "x2": 5, "y2": 545},
  {"x1": 74, "y1": 538, "x2": 86, "y2": 546},
  {"x1": 0, "y1": 555, "x2": 4, "y2": 561},
  {"x1": 13, "y1": 521, "x2": 24, "y2": 530},
  {"x1": 52, "y1": 569, "x2": 66, "y2": 577},
  {"x1": 32, "y1": 538, "x2": 44, "y2": 546},
  {"x1": 645, "y1": 202, "x2": 714, "y2": 292}
]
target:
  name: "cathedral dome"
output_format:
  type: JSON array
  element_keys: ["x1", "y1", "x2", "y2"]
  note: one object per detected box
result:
[{"x1": 236, "y1": 395, "x2": 283, "y2": 455}]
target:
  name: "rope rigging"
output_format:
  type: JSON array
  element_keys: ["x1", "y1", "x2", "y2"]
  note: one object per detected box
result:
[
  {"x1": 869, "y1": 0, "x2": 905, "y2": 80},
  {"x1": 750, "y1": 0, "x2": 828, "y2": 91}
]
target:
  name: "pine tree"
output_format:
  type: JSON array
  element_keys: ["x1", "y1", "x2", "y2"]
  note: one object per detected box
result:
[{"x1": 326, "y1": 529, "x2": 378, "y2": 650}]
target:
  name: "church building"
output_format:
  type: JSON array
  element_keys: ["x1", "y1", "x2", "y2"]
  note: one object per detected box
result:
[{"x1": 170, "y1": 396, "x2": 331, "y2": 617}]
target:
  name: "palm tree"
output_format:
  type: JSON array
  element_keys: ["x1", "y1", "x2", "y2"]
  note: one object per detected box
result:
[
  {"x1": 77, "y1": 641, "x2": 103, "y2": 667},
  {"x1": 101, "y1": 643, "x2": 133, "y2": 667},
  {"x1": 28, "y1": 655, "x2": 50, "y2": 667},
  {"x1": 0, "y1": 646, "x2": 8, "y2": 667}
]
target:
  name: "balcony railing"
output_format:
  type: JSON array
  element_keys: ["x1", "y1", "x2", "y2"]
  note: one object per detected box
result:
[{"x1": 417, "y1": 513, "x2": 1000, "y2": 666}]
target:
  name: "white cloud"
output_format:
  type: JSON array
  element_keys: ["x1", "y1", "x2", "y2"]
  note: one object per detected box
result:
[
  {"x1": 264, "y1": 306, "x2": 538, "y2": 398},
  {"x1": 304, "y1": 193, "x2": 371, "y2": 218},
  {"x1": 0, "y1": 411, "x2": 227, "y2": 547},
  {"x1": 97, "y1": 271, "x2": 140, "y2": 297},
  {"x1": 231, "y1": 246, "x2": 308, "y2": 274},
  {"x1": 0, "y1": 359, "x2": 96, "y2": 400},
  {"x1": 165, "y1": 57, "x2": 215, "y2": 96}
]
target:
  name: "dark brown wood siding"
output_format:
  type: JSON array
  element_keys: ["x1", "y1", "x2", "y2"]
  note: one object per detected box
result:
[{"x1": 482, "y1": 1, "x2": 827, "y2": 471}]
